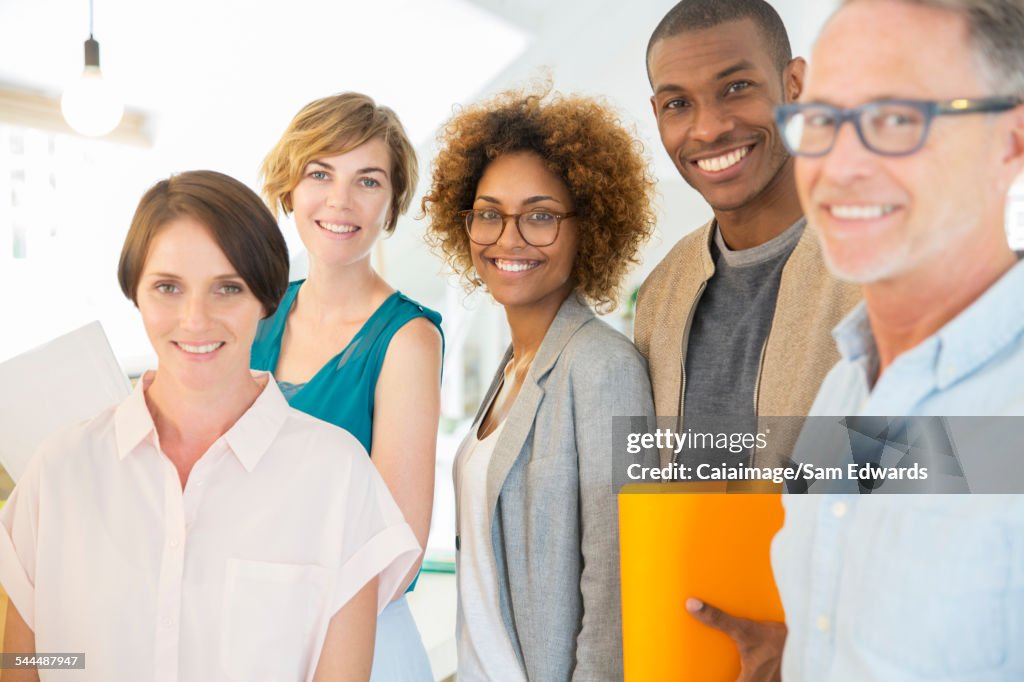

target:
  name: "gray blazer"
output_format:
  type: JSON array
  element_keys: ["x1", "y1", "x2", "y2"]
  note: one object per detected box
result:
[{"x1": 460, "y1": 294, "x2": 655, "y2": 681}]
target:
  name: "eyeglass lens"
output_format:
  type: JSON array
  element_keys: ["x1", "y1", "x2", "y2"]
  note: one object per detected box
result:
[
  {"x1": 466, "y1": 209, "x2": 560, "y2": 246},
  {"x1": 782, "y1": 102, "x2": 928, "y2": 155}
]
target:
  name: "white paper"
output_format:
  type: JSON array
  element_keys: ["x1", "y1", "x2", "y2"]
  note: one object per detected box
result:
[{"x1": 0, "y1": 321, "x2": 130, "y2": 481}]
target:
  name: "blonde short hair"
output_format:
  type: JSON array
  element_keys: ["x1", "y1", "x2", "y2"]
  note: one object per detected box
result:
[{"x1": 261, "y1": 92, "x2": 419, "y2": 233}]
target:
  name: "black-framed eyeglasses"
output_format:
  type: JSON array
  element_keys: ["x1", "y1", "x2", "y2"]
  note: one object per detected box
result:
[
  {"x1": 775, "y1": 96, "x2": 1023, "y2": 157},
  {"x1": 459, "y1": 208, "x2": 577, "y2": 247}
]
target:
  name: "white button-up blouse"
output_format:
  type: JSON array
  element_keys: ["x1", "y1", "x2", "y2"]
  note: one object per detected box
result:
[{"x1": 0, "y1": 372, "x2": 419, "y2": 681}]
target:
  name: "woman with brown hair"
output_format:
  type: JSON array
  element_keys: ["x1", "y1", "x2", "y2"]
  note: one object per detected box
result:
[
  {"x1": 0, "y1": 170, "x2": 418, "y2": 681},
  {"x1": 424, "y1": 89, "x2": 657, "y2": 681},
  {"x1": 254, "y1": 93, "x2": 442, "y2": 681}
]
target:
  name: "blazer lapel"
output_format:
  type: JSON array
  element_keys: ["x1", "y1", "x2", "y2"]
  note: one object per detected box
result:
[
  {"x1": 485, "y1": 295, "x2": 596, "y2": 517},
  {"x1": 473, "y1": 346, "x2": 513, "y2": 427}
]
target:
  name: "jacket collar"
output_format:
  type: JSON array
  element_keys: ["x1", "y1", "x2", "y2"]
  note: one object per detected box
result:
[
  {"x1": 472, "y1": 293, "x2": 595, "y2": 424},
  {"x1": 525, "y1": 293, "x2": 596, "y2": 381},
  {"x1": 697, "y1": 219, "x2": 716, "y2": 282}
]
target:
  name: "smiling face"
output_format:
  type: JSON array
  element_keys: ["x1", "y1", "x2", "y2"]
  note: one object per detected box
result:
[
  {"x1": 136, "y1": 216, "x2": 264, "y2": 391},
  {"x1": 797, "y1": 0, "x2": 1020, "y2": 285},
  {"x1": 288, "y1": 137, "x2": 393, "y2": 269},
  {"x1": 470, "y1": 151, "x2": 579, "y2": 312},
  {"x1": 649, "y1": 18, "x2": 802, "y2": 213}
]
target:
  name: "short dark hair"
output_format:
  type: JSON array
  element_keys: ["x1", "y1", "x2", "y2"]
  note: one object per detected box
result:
[
  {"x1": 118, "y1": 170, "x2": 290, "y2": 317},
  {"x1": 646, "y1": 0, "x2": 793, "y2": 83}
]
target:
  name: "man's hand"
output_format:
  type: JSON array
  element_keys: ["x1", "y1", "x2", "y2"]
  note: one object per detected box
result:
[{"x1": 685, "y1": 597, "x2": 787, "y2": 682}]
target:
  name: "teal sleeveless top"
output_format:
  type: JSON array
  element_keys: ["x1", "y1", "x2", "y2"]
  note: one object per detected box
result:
[
  {"x1": 251, "y1": 282, "x2": 443, "y2": 593},
  {"x1": 251, "y1": 280, "x2": 443, "y2": 454}
]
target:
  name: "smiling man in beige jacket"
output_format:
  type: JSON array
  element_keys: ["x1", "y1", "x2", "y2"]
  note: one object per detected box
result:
[{"x1": 635, "y1": 0, "x2": 858, "y2": 444}]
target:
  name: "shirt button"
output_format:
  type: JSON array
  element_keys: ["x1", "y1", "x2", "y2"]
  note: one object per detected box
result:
[
  {"x1": 162, "y1": 617, "x2": 172, "y2": 627},
  {"x1": 831, "y1": 501, "x2": 848, "y2": 518},
  {"x1": 169, "y1": 539, "x2": 180, "y2": 548},
  {"x1": 817, "y1": 615, "x2": 831, "y2": 633}
]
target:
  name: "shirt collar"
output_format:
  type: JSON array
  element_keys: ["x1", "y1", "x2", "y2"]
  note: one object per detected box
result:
[
  {"x1": 222, "y1": 375, "x2": 290, "y2": 472},
  {"x1": 833, "y1": 302, "x2": 878, "y2": 367},
  {"x1": 832, "y1": 259, "x2": 1024, "y2": 392},
  {"x1": 113, "y1": 373, "x2": 158, "y2": 459},
  {"x1": 933, "y1": 258, "x2": 1024, "y2": 389},
  {"x1": 713, "y1": 215, "x2": 806, "y2": 268},
  {"x1": 112, "y1": 370, "x2": 289, "y2": 472}
]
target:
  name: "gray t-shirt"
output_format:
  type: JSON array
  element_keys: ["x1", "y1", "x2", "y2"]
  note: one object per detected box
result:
[{"x1": 682, "y1": 217, "x2": 805, "y2": 448}]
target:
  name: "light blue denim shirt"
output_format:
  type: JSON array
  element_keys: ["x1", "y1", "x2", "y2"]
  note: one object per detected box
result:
[{"x1": 773, "y1": 259, "x2": 1024, "y2": 681}]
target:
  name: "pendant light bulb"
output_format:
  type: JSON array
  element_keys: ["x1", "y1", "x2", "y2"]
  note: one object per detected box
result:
[{"x1": 61, "y1": 30, "x2": 124, "y2": 137}]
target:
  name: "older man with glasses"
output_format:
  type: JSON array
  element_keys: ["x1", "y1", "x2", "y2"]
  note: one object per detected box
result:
[
  {"x1": 761, "y1": 0, "x2": 1024, "y2": 680},
  {"x1": 671, "y1": 0, "x2": 1024, "y2": 674}
]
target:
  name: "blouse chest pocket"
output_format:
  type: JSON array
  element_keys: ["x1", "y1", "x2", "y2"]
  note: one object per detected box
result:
[{"x1": 220, "y1": 559, "x2": 331, "y2": 682}]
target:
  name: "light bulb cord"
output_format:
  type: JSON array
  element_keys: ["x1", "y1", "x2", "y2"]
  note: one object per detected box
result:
[{"x1": 84, "y1": 0, "x2": 99, "y2": 67}]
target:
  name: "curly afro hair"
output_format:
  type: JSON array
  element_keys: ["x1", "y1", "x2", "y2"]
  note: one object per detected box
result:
[{"x1": 422, "y1": 88, "x2": 656, "y2": 312}]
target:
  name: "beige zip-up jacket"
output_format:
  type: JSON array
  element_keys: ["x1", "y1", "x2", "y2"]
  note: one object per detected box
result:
[{"x1": 634, "y1": 218, "x2": 860, "y2": 463}]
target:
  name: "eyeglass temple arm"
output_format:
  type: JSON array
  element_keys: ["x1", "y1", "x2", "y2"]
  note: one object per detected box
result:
[{"x1": 936, "y1": 96, "x2": 1024, "y2": 115}]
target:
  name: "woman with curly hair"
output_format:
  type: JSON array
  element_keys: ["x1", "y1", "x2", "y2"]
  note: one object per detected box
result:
[
  {"x1": 254, "y1": 93, "x2": 442, "y2": 681},
  {"x1": 423, "y1": 89, "x2": 657, "y2": 681}
]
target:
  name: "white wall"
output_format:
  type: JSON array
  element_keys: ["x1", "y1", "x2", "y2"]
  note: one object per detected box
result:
[{"x1": 0, "y1": 0, "x2": 840, "y2": 370}]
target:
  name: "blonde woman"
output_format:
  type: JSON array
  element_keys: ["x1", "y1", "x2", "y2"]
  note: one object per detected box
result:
[{"x1": 254, "y1": 93, "x2": 442, "y2": 681}]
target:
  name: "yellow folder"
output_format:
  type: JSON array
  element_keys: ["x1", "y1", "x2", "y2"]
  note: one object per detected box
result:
[{"x1": 618, "y1": 483, "x2": 785, "y2": 681}]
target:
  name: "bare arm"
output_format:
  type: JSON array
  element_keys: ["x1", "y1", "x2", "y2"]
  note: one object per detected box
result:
[
  {"x1": 2, "y1": 603, "x2": 39, "y2": 682},
  {"x1": 370, "y1": 317, "x2": 443, "y2": 598},
  {"x1": 312, "y1": 576, "x2": 378, "y2": 682}
]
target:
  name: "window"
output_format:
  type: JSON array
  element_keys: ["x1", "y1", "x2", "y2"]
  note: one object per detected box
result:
[{"x1": 0, "y1": 123, "x2": 157, "y2": 369}]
